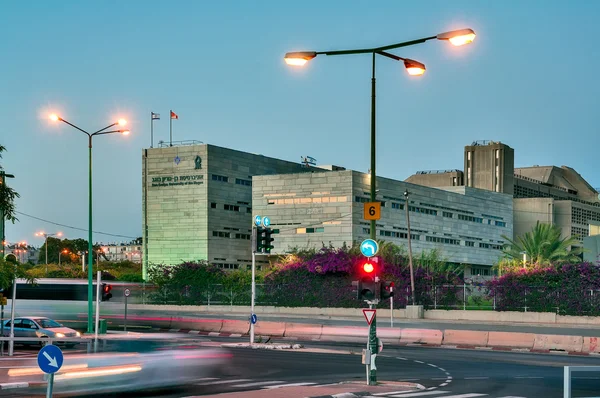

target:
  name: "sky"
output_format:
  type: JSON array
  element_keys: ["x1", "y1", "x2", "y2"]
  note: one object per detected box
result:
[{"x1": 2, "y1": 0, "x2": 600, "y2": 246}]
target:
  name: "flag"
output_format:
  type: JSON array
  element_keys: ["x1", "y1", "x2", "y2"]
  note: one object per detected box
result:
[
  {"x1": 170, "y1": 111, "x2": 179, "y2": 120},
  {"x1": 151, "y1": 112, "x2": 160, "y2": 120}
]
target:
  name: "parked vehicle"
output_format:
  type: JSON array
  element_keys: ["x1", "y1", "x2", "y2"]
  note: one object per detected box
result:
[{"x1": 2, "y1": 317, "x2": 81, "y2": 347}]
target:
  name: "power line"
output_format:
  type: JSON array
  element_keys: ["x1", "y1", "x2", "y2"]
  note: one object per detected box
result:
[{"x1": 15, "y1": 211, "x2": 138, "y2": 240}]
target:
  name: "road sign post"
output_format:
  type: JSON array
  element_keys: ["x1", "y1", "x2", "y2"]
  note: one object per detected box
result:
[
  {"x1": 364, "y1": 202, "x2": 381, "y2": 220},
  {"x1": 124, "y1": 288, "x2": 131, "y2": 332},
  {"x1": 38, "y1": 344, "x2": 63, "y2": 398}
]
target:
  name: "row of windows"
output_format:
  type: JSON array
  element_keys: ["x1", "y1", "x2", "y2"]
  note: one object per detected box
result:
[
  {"x1": 235, "y1": 178, "x2": 252, "y2": 186},
  {"x1": 212, "y1": 231, "x2": 252, "y2": 240},
  {"x1": 212, "y1": 174, "x2": 228, "y2": 182},
  {"x1": 211, "y1": 202, "x2": 252, "y2": 213},
  {"x1": 373, "y1": 230, "x2": 503, "y2": 250},
  {"x1": 458, "y1": 214, "x2": 484, "y2": 223},
  {"x1": 270, "y1": 196, "x2": 348, "y2": 205},
  {"x1": 471, "y1": 267, "x2": 492, "y2": 276},
  {"x1": 379, "y1": 230, "x2": 420, "y2": 240},
  {"x1": 296, "y1": 227, "x2": 325, "y2": 234},
  {"x1": 426, "y1": 236, "x2": 460, "y2": 245},
  {"x1": 355, "y1": 197, "x2": 505, "y2": 227}
]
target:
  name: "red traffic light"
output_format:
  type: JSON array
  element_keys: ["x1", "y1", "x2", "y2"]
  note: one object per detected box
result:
[
  {"x1": 103, "y1": 284, "x2": 112, "y2": 293},
  {"x1": 362, "y1": 262, "x2": 374, "y2": 273}
]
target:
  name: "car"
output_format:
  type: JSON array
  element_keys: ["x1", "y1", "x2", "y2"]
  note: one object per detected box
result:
[{"x1": 1, "y1": 317, "x2": 81, "y2": 347}]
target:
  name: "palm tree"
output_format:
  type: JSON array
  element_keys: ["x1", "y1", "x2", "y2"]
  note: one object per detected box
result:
[
  {"x1": 1, "y1": 144, "x2": 20, "y2": 223},
  {"x1": 502, "y1": 221, "x2": 583, "y2": 266}
]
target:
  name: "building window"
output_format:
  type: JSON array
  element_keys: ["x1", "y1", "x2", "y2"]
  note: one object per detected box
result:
[
  {"x1": 210, "y1": 202, "x2": 217, "y2": 209},
  {"x1": 246, "y1": 207, "x2": 252, "y2": 214},
  {"x1": 224, "y1": 204, "x2": 240, "y2": 212},
  {"x1": 212, "y1": 174, "x2": 229, "y2": 182},
  {"x1": 235, "y1": 178, "x2": 252, "y2": 186},
  {"x1": 296, "y1": 227, "x2": 324, "y2": 234},
  {"x1": 472, "y1": 267, "x2": 490, "y2": 276},
  {"x1": 409, "y1": 206, "x2": 438, "y2": 216},
  {"x1": 212, "y1": 231, "x2": 231, "y2": 238},
  {"x1": 458, "y1": 214, "x2": 483, "y2": 223},
  {"x1": 426, "y1": 236, "x2": 460, "y2": 245},
  {"x1": 495, "y1": 221, "x2": 507, "y2": 227},
  {"x1": 235, "y1": 233, "x2": 251, "y2": 240},
  {"x1": 479, "y1": 242, "x2": 502, "y2": 250},
  {"x1": 355, "y1": 196, "x2": 369, "y2": 203},
  {"x1": 362, "y1": 228, "x2": 370, "y2": 234},
  {"x1": 465, "y1": 241, "x2": 475, "y2": 247},
  {"x1": 443, "y1": 211, "x2": 453, "y2": 218},
  {"x1": 391, "y1": 203, "x2": 404, "y2": 210}
]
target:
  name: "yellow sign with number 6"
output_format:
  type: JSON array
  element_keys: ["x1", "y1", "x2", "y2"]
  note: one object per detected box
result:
[{"x1": 364, "y1": 202, "x2": 381, "y2": 220}]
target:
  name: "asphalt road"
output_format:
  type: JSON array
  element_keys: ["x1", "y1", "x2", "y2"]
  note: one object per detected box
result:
[
  {"x1": 8, "y1": 300, "x2": 600, "y2": 337},
  {"x1": 2, "y1": 334, "x2": 600, "y2": 397}
]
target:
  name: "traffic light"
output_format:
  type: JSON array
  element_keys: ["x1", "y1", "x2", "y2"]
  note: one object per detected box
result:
[
  {"x1": 255, "y1": 227, "x2": 267, "y2": 253},
  {"x1": 351, "y1": 279, "x2": 363, "y2": 300},
  {"x1": 101, "y1": 283, "x2": 113, "y2": 302},
  {"x1": 359, "y1": 277, "x2": 377, "y2": 300},
  {"x1": 264, "y1": 228, "x2": 275, "y2": 254},
  {"x1": 380, "y1": 281, "x2": 395, "y2": 301}
]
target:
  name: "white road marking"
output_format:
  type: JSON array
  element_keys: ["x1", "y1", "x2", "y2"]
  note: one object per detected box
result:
[
  {"x1": 514, "y1": 376, "x2": 543, "y2": 379},
  {"x1": 263, "y1": 382, "x2": 317, "y2": 389},
  {"x1": 414, "y1": 360, "x2": 425, "y2": 364},
  {"x1": 428, "y1": 363, "x2": 439, "y2": 368},
  {"x1": 232, "y1": 380, "x2": 284, "y2": 387},
  {"x1": 397, "y1": 357, "x2": 408, "y2": 360},
  {"x1": 388, "y1": 391, "x2": 450, "y2": 397},
  {"x1": 464, "y1": 377, "x2": 489, "y2": 380}
]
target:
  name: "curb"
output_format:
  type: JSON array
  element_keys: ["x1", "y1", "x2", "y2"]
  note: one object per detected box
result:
[{"x1": 0, "y1": 381, "x2": 45, "y2": 390}]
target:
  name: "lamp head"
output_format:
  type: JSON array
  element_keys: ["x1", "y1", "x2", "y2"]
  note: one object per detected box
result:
[
  {"x1": 49, "y1": 114, "x2": 60, "y2": 122},
  {"x1": 404, "y1": 59, "x2": 426, "y2": 76},
  {"x1": 121, "y1": 130, "x2": 130, "y2": 136},
  {"x1": 437, "y1": 28, "x2": 476, "y2": 46},
  {"x1": 284, "y1": 51, "x2": 317, "y2": 66},
  {"x1": 118, "y1": 118, "x2": 127, "y2": 126}
]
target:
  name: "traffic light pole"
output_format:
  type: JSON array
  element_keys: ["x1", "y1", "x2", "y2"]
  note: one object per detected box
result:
[
  {"x1": 250, "y1": 249, "x2": 256, "y2": 345},
  {"x1": 367, "y1": 299, "x2": 378, "y2": 385}
]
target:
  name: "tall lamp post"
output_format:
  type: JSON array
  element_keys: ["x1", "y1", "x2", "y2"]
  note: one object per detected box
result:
[
  {"x1": 49, "y1": 113, "x2": 130, "y2": 334},
  {"x1": 35, "y1": 231, "x2": 62, "y2": 273},
  {"x1": 284, "y1": 28, "x2": 476, "y2": 240}
]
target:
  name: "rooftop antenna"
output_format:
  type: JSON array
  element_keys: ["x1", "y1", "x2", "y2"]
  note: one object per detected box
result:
[{"x1": 301, "y1": 155, "x2": 317, "y2": 168}]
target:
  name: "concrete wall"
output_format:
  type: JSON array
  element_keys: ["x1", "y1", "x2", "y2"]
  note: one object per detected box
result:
[
  {"x1": 464, "y1": 142, "x2": 514, "y2": 195},
  {"x1": 513, "y1": 198, "x2": 554, "y2": 240},
  {"x1": 405, "y1": 171, "x2": 463, "y2": 188}
]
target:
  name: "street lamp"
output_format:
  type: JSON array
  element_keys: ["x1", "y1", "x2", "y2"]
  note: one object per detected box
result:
[
  {"x1": 284, "y1": 28, "x2": 475, "y2": 241},
  {"x1": 49, "y1": 113, "x2": 130, "y2": 334},
  {"x1": 35, "y1": 231, "x2": 62, "y2": 272},
  {"x1": 59, "y1": 249, "x2": 69, "y2": 266}
]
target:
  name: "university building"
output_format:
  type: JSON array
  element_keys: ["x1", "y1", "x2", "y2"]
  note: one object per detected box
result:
[
  {"x1": 142, "y1": 142, "x2": 310, "y2": 278},
  {"x1": 252, "y1": 170, "x2": 513, "y2": 277}
]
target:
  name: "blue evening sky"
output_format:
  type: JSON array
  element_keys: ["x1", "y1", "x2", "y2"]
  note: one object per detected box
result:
[{"x1": 2, "y1": 0, "x2": 599, "y2": 244}]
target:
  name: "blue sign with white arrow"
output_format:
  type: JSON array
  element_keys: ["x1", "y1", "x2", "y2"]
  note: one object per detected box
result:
[
  {"x1": 262, "y1": 217, "x2": 271, "y2": 227},
  {"x1": 250, "y1": 313, "x2": 258, "y2": 324},
  {"x1": 360, "y1": 239, "x2": 379, "y2": 258},
  {"x1": 254, "y1": 215, "x2": 262, "y2": 227},
  {"x1": 38, "y1": 344, "x2": 63, "y2": 374}
]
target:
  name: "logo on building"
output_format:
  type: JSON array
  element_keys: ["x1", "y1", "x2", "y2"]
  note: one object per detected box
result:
[
  {"x1": 174, "y1": 156, "x2": 181, "y2": 165},
  {"x1": 194, "y1": 155, "x2": 202, "y2": 169}
]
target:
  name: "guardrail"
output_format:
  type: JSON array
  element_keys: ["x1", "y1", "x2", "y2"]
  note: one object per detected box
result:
[{"x1": 564, "y1": 366, "x2": 600, "y2": 398}]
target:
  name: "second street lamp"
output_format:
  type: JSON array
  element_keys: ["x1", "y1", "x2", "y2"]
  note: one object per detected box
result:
[
  {"x1": 35, "y1": 231, "x2": 62, "y2": 274},
  {"x1": 285, "y1": 28, "x2": 475, "y2": 241},
  {"x1": 50, "y1": 113, "x2": 130, "y2": 334}
]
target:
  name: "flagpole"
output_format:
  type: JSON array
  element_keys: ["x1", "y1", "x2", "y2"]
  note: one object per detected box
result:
[
  {"x1": 150, "y1": 112, "x2": 154, "y2": 148},
  {"x1": 169, "y1": 109, "x2": 173, "y2": 147}
]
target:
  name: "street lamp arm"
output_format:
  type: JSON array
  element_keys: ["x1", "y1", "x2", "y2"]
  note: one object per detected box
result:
[
  {"x1": 92, "y1": 123, "x2": 118, "y2": 135},
  {"x1": 92, "y1": 129, "x2": 128, "y2": 136},
  {"x1": 320, "y1": 35, "x2": 436, "y2": 57},
  {"x1": 58, "y1": 118, "x2": 91, "y2": 137}
]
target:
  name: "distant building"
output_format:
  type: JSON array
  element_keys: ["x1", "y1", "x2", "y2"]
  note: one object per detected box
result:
[
  {"x1": 406, "y1": 140, "x2": 600, "y2": 247},
  {"x1": 4, "y1": 244, "x2": 39, "y2": 264},
  {"x1": 100, "y1": 243, "x2": 142, "y2": 263}
]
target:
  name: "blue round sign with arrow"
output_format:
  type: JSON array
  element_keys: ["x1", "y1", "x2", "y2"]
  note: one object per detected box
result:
[
  {"x1": 254, "y1": 215, "x2": 262, "y2": 227},
  {"x1": 250, "y1": 313, "x2": 258, "y2": 324},
  {"x1": 360, "y1": 239, "x2": 379, "y2": 258},
  {"x1": 262, "y1": 217, "x2": 270, "y2": 227},
  {"x1": 38, "y1": 344, "x2": 63, "y2": 374}
]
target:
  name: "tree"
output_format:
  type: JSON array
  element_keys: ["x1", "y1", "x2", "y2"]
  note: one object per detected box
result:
[
  {"x1": 0, "y1": 144, "x2": 20, "y2": 223},
  {"x1": 501, "y1": 221, "x2": 583, "y2": 267}
]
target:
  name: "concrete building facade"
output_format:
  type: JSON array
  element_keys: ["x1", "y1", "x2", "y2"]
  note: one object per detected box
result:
[
  {"x1": 142, "y1": 143, "x2": 310, "y2": 276},
  {"x1": 406, "y1": 141, "x2": 600, "y2": 246},
  {"x1": 253, "y1": 170, "x2": 513, "y2": 277}
]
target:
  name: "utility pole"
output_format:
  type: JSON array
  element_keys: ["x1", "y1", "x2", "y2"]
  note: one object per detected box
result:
[{"x1": 404, "y1": 190, "x2": 416, "y2": 305}]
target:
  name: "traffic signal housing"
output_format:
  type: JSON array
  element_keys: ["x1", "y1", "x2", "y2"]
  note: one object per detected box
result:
[
  {"x1": 380, "y1": 281, "x2": 395, "y2": 301},
  {"x1": 101, "y1": 283, "x2": 113, "y2": 302},
  {"x1": 255, "y1": 227, "x2": 267, "y2": 253},
  {"x1": 264, "y1": 228, "x2": 275, "y2": 254}
]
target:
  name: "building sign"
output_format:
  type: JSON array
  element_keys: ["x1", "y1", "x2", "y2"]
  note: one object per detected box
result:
[{"x1": 151, "y1": 174, "x2": 204, "y2": 188}]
